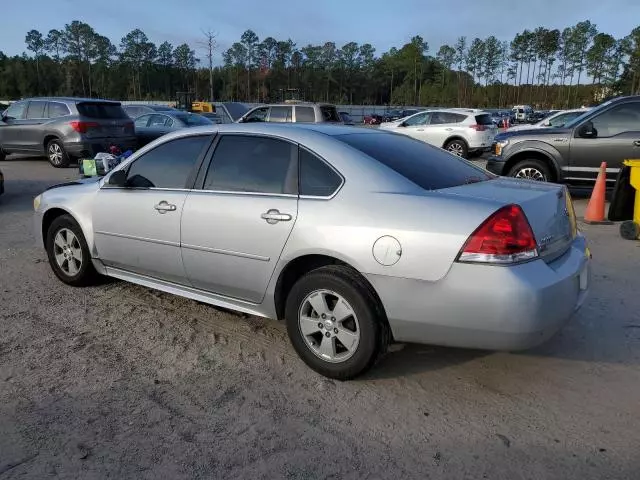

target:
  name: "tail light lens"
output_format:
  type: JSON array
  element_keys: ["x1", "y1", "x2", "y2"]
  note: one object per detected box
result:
[
  {"x1": 70, "y1": 121, "x2": 99, "y2": 134},
  {"x1": 457, "y1": 204, "x2": 538, "y2": 264},
  {"x1": 469, "y1": 124, "x2": 487, "y2": 131}
]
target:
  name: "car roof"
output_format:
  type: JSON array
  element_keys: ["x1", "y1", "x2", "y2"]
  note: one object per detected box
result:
[{"x1": 21, "y1": 97, "x2": 120, "y2": 104}]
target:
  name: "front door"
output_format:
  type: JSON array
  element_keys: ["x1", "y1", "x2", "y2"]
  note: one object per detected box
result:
[
  {"x1": 398, "y1": 112, "x2": 432, "y2": 142},
  {"x1": 22, "y1": 100, "x2": 49, "y2": 152},
  {"x1": 0, "y1": 101, "x2": 28, "y2": 152},
  {"x1": 181, "y1": 134, "x2": 299, "y2": 303},
  {"x1": 568, "y1": 101, "x2": 640, "y2": 183},
  {"x1": 93, "y1": 134, "x2": 212, "y2": 284}
]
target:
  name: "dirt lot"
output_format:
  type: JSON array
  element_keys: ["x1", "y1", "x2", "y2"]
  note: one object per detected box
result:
[{"x1": 1, "y1": 158, "x2": 639, "y2": 479}]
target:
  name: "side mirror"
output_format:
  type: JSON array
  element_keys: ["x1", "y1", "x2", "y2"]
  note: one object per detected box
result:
[
  {"x1": 105, "y1": 169, "x2": 127, "y2": 187},
  {"x1": 578, "y1": 121, "x2": 596, "y2": 138},
  {"x1": 398, "y1": 122, "x2": 407, "y2": 127}
]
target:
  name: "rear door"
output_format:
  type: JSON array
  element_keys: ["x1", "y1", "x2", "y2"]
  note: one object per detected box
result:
[
  {"x1": 22, "y1": 100, "x2": 49, "y2": 152},
  {"x1": 568, "y1": 101, "x2": 640, "y2": 183},
  {"x1": 180, "y1": 134, "x2": 298, "y2": 302},
  {"x1": 0, "y1": 101, "x2": 28, "y2": 152}
]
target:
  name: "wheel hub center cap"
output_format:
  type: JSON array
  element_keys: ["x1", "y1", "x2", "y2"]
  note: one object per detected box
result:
[{"x1": 324, "y1": 320, "x2": 334, "y2": 330}]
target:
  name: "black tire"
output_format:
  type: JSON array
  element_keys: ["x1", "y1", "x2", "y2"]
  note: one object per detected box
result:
[
  {"x1": 444, "y1": 139, "x2": 468, "y2": 158},
  {"x1": 0, "y1": 149, "x2": 6, "y2": 161},
  {"x1": 45, "y1": 214, "x2": 98, "y2": 286},
  {"x1": 285, "y1": 265, "x2": 389, "y2": 380},
  {"x1": 620, "y1": 221, "x2": 640, "y2": 240},
  {"x1": 507, "y1": 159, "x2": 552, "y2": 182},
  {"x1": 46, "y1": 139, "x2": 71, "y2": 168}
]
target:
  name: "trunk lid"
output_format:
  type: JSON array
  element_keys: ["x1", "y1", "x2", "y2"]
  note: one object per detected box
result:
[
  {"x1": 76, "y1": 102, "x2": 134, "y2": 138},
  {"x1": 441, "y1": 177, "x2": 575, "y2": 262}
]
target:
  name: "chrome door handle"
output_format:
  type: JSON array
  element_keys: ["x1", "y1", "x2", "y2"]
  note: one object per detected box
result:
[
  {"x1": 416, "y1": 128, "x2": 424, "y2": 131},
  {"x1": 445, "y1": 128, "x2": 453, "y2": 131},
  {"x1": 261, "y1": 209, "x2": 292, "y2": 224},
  {"x1": 154, "y1": 201, "x2": 177, "y2": 213},
  {"x1": 633, "y1": 140, "x2": 640, "y2": 147}
]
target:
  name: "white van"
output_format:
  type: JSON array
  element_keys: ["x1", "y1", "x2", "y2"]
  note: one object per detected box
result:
[{"x1": 512, "y1": 105, "x2": 533, "y2": 123}]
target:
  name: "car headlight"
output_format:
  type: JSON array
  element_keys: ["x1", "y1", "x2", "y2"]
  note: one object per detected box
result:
[
  {"x1": 33, "y1": 194, "x2": 41, "y2": 211},
  {"x1": 494, "y1": 139, "x2": 509, "y2": 156}
]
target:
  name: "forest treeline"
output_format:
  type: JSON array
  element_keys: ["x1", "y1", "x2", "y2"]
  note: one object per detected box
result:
[{"x1": 2, "y1": 20, "x2": 640, "y2": 107}]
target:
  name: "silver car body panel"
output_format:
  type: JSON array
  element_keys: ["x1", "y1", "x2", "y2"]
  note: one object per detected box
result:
[{"x1": 35, "y1": 123, "x2": 590, "y2": 351}]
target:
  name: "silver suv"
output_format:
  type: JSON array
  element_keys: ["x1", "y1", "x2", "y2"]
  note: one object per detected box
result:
[
  {"x1": 0, "y1": 97, "x2": 136, "y2": 167},
  {"x1": 238, "y1": 102, "x2": 342, "y2": 124}
]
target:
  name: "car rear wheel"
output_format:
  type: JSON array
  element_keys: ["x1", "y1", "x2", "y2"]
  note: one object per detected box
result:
[
  {"x1": 508, "y1": 159, "x2": 551, "y2": 182},
  {"x1": 285, "y1": 265, "x2": 388, "y2": 380},
  {"x1": 444, "y1": 139, "x2": 468, "y2": 158},
  {"x1": 45, "y1": 214, "x2": 98, "y2": 286},
  {"x1": 47, "y1": 139, "x2": 70, "y2": 168}
]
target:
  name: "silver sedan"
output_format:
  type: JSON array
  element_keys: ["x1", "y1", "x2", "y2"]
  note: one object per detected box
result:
[{"x1": 34, "y1": 123, "x2": 591, "y2": 379}]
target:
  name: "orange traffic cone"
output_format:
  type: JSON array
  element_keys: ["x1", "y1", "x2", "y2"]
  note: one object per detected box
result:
[{"x1": 584, "y1": 162, "x2": 613, "y2": 224}]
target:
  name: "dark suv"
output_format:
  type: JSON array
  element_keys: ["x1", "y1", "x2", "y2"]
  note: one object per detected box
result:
[
  {"x1": 0, "y1": 97, "x2": 136, "y2": 167},
  {"x1": 487, "y1": 96, "x2": 640, "y2": 185}
]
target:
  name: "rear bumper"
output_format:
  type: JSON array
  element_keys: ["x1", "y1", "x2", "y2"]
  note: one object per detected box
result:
[
  {"x1": 64, "y1": 137, "x2": 137, "y2": 157},
  {"x1": 486, "y1": 156, "x2": 508, "y2": 175},
  {"x1": 365, "y1": 234, "x2": 590, "y2": 351}
]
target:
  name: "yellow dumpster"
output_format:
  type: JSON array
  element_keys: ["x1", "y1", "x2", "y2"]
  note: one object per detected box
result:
[{"x1": 620, "y1": 159, "x2": 640, "y2": 240}]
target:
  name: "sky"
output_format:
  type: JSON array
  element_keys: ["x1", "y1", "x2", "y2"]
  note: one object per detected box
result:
[{"x1": 4, "y1": 0, "x2": 640, "y2": 61}]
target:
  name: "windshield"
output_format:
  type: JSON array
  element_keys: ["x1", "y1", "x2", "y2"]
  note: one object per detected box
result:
[
  {"x1": 222, "y1": 102, "x2": 249, "y2": 121},
  {"x1": 175, "y1": 113, "x2": 213, "y2": 126},
  {"x1": 336, "y1": 132, "x2": 492, "y2": 190}
]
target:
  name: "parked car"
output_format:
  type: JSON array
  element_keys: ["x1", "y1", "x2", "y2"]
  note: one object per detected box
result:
[
  {"x1": 487, "y1": 95, "x2": 640, "y2": 184},
  {"x1": 238, "y1": 103, "x2": 342, "y2": 123},
  {"x1": 133, "y1": 111, "x2": 213, "y2": 147},
  {"x1": 379, "y1": 108, "x2": 497, "y2": 158},
  {"x1": 198, "y1": 112, "x2": 223, "y2": 124},
  {"x1": 214, "y1": 102, "x2": 250, "y2": 123},
  {"x1": 381, "y1": 110, "x2": 404, "y2": 122},
  {"x1": 363, "y1": 113, "x2": 383, "y2": 125},
  {"x1": 124, "y1": 104, "x2": 178, "y2": 118},
  {"x1": 512, "y1": 105, "x2": 534, "y2": 123},
  {"x1": 507, "y1": 108, "x2": 590, "y2": 132},
  {"x1": 339, "y1": 112, "x2": 355, "y2": 125},
  {"x1": 0, "y1": 97, "x2": 136, "y2": 167},
  {"x1": 34, "y1": 123, "x2": 590, "y2": 379}
]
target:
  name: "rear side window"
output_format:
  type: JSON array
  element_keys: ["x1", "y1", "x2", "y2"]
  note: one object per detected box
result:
[
  {"x1": 125, "y1": 135, "x2": 210, "y2": 189},
  {"x1": 26, "y1": 100, "x2": 47, "y2": 119},
  {"x1": 269, "y1": 106, "x2": 292, "y2": 123},
  {"x1": 48, "y1": 102, "x2": 70, "y2": 118},
  {"x1": 320, "y1": 106, "x2": 341, "y2": 122},
  {"x1": 299, "y1": 148, "x2": 342, "y2": 197},
  {"x1": 296, "y1": 106, "x2": 315, "y2": 122},
  {"x1": 77, "y1": 102, "x2": 127, "y2": 119},
  {"x1": 475, "y1": 114, "x2": 494, "y2": 125},
  {"x1": 336, "y1": 133, "x2": 492, "y2": 190},
  {"x1": 204, "y1": 135, "x2": 297, "y2": 194}
]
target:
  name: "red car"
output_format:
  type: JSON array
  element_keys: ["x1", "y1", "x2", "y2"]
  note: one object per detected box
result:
[{"x1": 363, "y1": 114, "x2": 383, "y2": 125}]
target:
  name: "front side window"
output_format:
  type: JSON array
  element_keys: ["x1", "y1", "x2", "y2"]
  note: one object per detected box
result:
[
  {"x1": 296, "y1": 106, "x2": 315, "y2": 122},
  {"x1": 48, "y1": 102, "x2": 70, "y2": 118},
  {"x1": 3, "y1": 102, "x2": 27, "y2": 120},
  {"x1": 26, "y1": 100, "x2": 47, "y2": 119},
  {"x1": 269, "y1": 106, "x2": 292, "y2": 123},
  {"x1": 125, "y1": 135, "x2": 210, "y2": 189},
  {"x1": 203, "y1": 135, "x2": 297, "y2": 194},
  {"x1": 403, "y1": 112, "x2": 430, "y2": 126},
  {"x1": 299, "y1": 148, "x2": 342, "y2": 197},
  {"x1": 587, "y1": 103, "x2": 640, "y2": 138},
  {"x1": 243, "y1": 107, "x2": 268, "y2": 123}
]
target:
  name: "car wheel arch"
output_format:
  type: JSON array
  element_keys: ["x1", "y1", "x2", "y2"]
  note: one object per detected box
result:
[
  {"x1": 442, "y1": 136, "x2": 468, "y2": 149},
  {"x1": 42, "y1": 207, "x2": 75, "y2": 248},
  {"x1": 504, "y1": 149, "x2": 560, "y2": 182},
  {"x1": 43, "y1": 134, "x2": 60, "y2": 150},
  {"x1": 273, "y1": 254, "x2": 389, "y2": 332}
]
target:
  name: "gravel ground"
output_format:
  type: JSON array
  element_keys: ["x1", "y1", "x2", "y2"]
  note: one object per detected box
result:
[{"x1": 1, "y1": 158, "x2": 639, "y2": 479}]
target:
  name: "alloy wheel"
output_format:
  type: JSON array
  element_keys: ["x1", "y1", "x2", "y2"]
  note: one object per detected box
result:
[
  {"x1": 515, "y1": 167, "x2": 546, "y2": 181},
  {"x1": 447, "y1": 143, "x2": 464, "y2": 156},
  {"x1": 49, "y1": 143, "x2": 63, "y2": 166},
  {"x1": 298, "y1": 289, "x2": 360, "y2": 363},
  {"x1": 53, "y1": 228, "x2": 83, "y2": 276}
]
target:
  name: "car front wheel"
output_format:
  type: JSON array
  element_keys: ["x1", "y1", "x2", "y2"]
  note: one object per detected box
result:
[
  {"x1": 285, "y1": 265, "x2": 388, "y2": 380},
  {"x1": 47, "y1": 139, "x2": 71, "y2": 168},
  {"x1": 45, "y1": 214, "x2": 98, "y2": 286},
  {"x1": 508, "y1": 159, "x2": 551, "y2": 182}
]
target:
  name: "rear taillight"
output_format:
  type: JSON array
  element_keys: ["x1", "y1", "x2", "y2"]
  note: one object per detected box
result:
[
  {"x1": 457, "y1": 204, "x2": 538, "y2": 264},
  {"x1": 469, "y1": 124, "x2": 487, "y2": 131},
  {"x1": 70, "y1": 121, "x2": 99, "y2": 134}
]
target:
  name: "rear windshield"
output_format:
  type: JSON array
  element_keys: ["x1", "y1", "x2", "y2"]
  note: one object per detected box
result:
[
  {"x1": 336, "y1": 132, "x2": 492, "y2": 190},
  {"x1": 175, "y1": 113, "x2": 212, "y2": 126},
  {"x1": 77, "y1": 102, "x2": 127, "y2": 119},
  {"x1": 320, "y1": 106, "x2": 341, "y2": 122},
  {"x1": 475, "y1": 114, "x2": 494, "y2": 125}
]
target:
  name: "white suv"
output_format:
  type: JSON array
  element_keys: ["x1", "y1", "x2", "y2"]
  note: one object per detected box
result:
[{"x1": 379, "y1": 109, "x2": 497, "y2": 158}]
